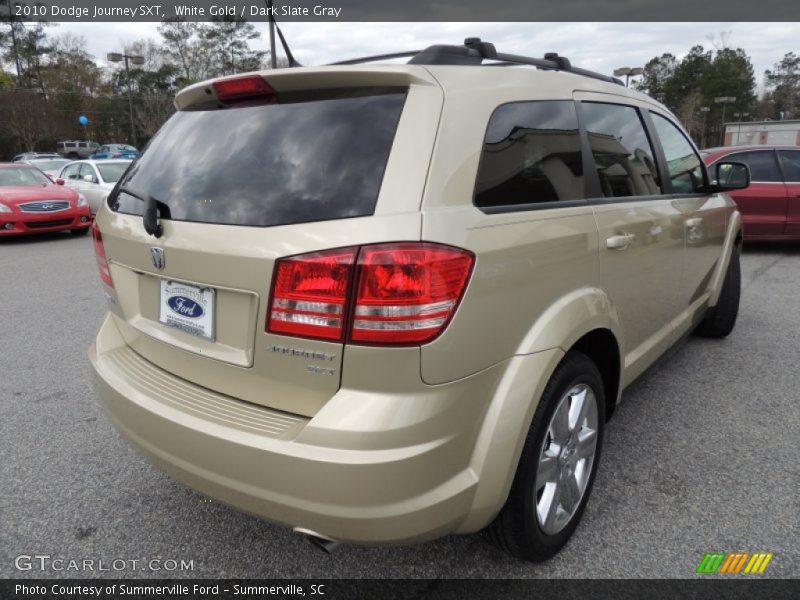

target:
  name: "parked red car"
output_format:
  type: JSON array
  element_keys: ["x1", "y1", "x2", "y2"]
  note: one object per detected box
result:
[
  {"x1": 703, "y1": 145, "x2": 800, "y2": 241},
  {"x1": 0, "y1": 163, "x2": 92, "y2": 236}
]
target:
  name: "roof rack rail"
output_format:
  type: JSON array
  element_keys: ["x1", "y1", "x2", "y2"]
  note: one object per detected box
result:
[{"x1": 328, "y1": 38, "x2": 624, "y2": 86}]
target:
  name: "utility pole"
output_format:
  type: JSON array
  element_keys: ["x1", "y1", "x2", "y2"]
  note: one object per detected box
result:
[
  {"x1": 108, "y1": 51, "x2": 145, "y2": 147},
  {"x1": 699, "y1": 106, "x2": 710, "y2": 149},
  {"x1": 714, "y1": 96, "x2": 736, "y2": 146},
  {"x1": 268, "y1": 0, "x2": 277, "y2": 68}
]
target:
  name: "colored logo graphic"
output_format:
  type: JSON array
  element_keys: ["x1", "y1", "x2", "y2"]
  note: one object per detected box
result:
[
  {"x1": 697, "y1": 552, "x2": 774, "y2": 575},
  {"x1": 167, "y1": 296, "x2": 204, "y2": 318}
]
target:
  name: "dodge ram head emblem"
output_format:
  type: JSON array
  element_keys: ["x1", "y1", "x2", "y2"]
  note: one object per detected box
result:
[{"x1": 150, "y1": 247, "x2": 166, "y2": 270}]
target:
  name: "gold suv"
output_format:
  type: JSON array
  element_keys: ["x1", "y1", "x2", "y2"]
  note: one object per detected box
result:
[{"x1": 89, "y1": 39, "x2": 749, "y2": 561}]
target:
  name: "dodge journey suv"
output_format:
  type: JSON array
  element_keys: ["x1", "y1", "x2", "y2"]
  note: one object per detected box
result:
[{"x1": 89, "y1": 39, "x2": 749, "y2": 562}]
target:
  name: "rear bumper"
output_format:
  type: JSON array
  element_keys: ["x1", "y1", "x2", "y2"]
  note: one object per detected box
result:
[
  {"x1": 0, "y1": 208, "x2": 92, "y2": 235},
  {"x1": 89, "y1": 313, "x2": 561, "y2": 544}
]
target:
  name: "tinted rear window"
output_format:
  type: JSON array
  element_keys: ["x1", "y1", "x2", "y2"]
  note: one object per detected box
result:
[
  {"x1": 583, "y1": 103, "x2": 661, "y2": 198},
  {"x1": 110, "y1": 88, "x2": 407, "y2": 227},
  {"x1": 474, "y1": 100, "x2": 584, "y2": 208}
]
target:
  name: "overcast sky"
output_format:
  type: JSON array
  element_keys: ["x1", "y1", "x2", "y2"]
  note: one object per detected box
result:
[{"x1": 60, "y1": 21, "x2": 796, "y2": 89}]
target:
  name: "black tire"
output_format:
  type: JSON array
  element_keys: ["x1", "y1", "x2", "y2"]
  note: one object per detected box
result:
[
  {"x1": 70, "y1": 227, "x2": 90, "y2": 236},
  {"x1": 487, "y1": 352, "x2": 606, "y2": 562},
  {"x1": 694, "y1": 244, "x2": 740, "y2": 338}
]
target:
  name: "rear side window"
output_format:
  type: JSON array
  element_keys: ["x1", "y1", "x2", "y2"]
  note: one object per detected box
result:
[
  {"x1": 582, "y1": 103, "x2": 661, "y2": 198},
  {"x1": 110, "y1": 88, "x2": 407, "y2": 227},
  {"x1": 474, "y1": 101, "x2": 584, "y2": 208},
  {"x1": 650, "y1": 113, "x2": 705, "y2": 194},
  {"x1": 724, "y1": 150, "x2": 781, "y2": 183},
  {"x1": 778, "y1": 150, "x2": 800, "y2": 181}
]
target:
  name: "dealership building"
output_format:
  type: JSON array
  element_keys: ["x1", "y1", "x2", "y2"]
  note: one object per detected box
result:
[{"x1": 723, "y1": 119, "x2": 800, "y2": 146}]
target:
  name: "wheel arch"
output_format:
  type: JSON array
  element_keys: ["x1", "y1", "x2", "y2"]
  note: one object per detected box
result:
[
  {"x1": 570, "y1": 328, "x2": 621, "y2": 421},
  {"x1": 457, "y1": 291, "x2": 625, "y2": 533},
  {"x1": 709, "y1": 210, "x2": 743, "y2": 307}
]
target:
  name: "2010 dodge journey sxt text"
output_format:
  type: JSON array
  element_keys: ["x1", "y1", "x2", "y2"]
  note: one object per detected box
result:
[{"x1": 89, "y1": 38, "x2": 749, "y2": 561}]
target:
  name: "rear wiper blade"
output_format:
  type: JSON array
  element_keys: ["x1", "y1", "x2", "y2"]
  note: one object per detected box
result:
[{"x1": 119, "y1": 186, "x2": 168, "y2": 239}]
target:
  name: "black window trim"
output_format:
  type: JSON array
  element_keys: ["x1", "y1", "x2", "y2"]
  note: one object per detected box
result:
[{"x1": 473, "y1": 99, "x2": 711, "y2": 216}]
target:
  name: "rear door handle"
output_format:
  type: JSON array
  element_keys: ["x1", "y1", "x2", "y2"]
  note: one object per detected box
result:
[
  {"x1": 606, "y1": 233, "x2": 636, "y2": 249},
  {"x1": 686, "y1": 217, "x2": 703, "y2": 228}
]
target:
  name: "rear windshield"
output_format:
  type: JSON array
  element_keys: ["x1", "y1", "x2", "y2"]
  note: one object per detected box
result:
[{"x1": 110, "y1": 87, "x2": 407, "y2": 227}]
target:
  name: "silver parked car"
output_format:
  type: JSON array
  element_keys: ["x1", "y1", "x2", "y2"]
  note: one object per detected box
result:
[{"x1": 58, "y1": 159, "x2": 132, "y2": 214}]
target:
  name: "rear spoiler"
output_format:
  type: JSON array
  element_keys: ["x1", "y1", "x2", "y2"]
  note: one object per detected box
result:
[{"x1": 173, "y1": 67, "x2": 438, "y2": 111}]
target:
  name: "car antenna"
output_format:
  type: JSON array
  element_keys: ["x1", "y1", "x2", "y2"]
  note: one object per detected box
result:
[{"x1": 265, "y1": 0, "x2": 302, "y2": 67}]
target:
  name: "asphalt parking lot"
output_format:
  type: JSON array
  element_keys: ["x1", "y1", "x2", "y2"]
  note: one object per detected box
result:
[{"x1": 1, "y1": 232, "x2": 798, "y2": 579}]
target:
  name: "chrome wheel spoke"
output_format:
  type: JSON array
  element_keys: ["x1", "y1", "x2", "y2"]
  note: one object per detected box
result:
[
  {"x1": 550, "y1": 399, "x2": 571, "y2": 444},
  {"x1": 538, "y1": 483, "x2": 560, "y2": 532},
  {"x1": 536, "y1": 455, "x2": 559, "y2": 490},
  {"x1": 568, "y1": 387, "x2": 589, "y2": 432},
  {"x1": 576, "y1": 429, "x2": 597, "y2": 459},
  {"x1": 560, "y1": 473, "x2": 581, "y2": 513}
]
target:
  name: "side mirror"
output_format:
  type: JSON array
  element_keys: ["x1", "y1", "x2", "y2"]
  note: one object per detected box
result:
[
  {"x1": 82, "y1": 173, "x2": 96, "y2": 183},
  {"x1": 714, "y1": 161, "x2": 750, "y2": 192},
  {"x1": 55, "y1": 178, "x2": 65, "y2": 186}
]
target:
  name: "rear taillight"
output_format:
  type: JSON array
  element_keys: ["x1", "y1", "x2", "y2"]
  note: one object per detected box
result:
[
  {"x1": 213, "y1": 76, "x2": 276, "y2": 103},
  {"x1": 267, "y1": 248, "x2": 357, "y2": 341},
  {"x1": 266, "y1": 243, "x2": 474, "y2": 346},
  {"x1": 351, "y1": 243, "x2": 474, "y2": 344},
  {"x1": 92, "y1": 221, "x2": 113, "y2": 288}
]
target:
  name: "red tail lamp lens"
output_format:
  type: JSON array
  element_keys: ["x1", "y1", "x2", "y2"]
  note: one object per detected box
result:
[
  {"x1": 351, "y1": 243, "x2": 474, "y2": 344},
  {"x1": 267, "y1": 248, "x2": 357, "y2": 341},
  {"x1": 266, "y1": 243, "x2": 474, "y2": 345},
  {"x1": 92, "y1": 221, "x2": 114, "y2": 288}
]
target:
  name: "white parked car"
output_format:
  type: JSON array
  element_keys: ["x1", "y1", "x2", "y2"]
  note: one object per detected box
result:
[{"x1": 57, "y1": 159, "x2": 132, "y2": 214}]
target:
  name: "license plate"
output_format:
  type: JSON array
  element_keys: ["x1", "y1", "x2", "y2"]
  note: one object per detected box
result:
[{"x1": 158, "y1": 279, "x2": 215, "y2": 340}]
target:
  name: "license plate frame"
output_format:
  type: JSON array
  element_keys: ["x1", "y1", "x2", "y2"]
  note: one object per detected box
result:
[{"x1": 158, "y1": 279, "x2": 216, "y2": 341}]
